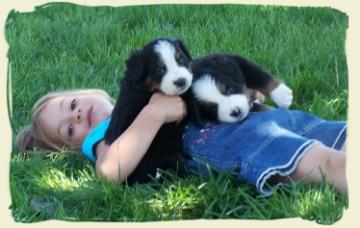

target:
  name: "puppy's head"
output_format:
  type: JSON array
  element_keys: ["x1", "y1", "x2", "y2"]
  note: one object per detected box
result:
[
  {"x1": 126, "y1": 38, "x2": 193, "y2": 95},
  {"x1": 192, "y1": 74, "x2": 252, "y2": 123}
]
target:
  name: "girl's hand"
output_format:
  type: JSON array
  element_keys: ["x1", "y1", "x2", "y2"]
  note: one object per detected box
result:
[{"x1": 146, "y1": 92, "x2": 187, "y2": 124}]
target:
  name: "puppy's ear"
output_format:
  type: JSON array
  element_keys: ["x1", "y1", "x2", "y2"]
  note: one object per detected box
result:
[
  {"x1": 176, "y1": 39, "x2": 192, "y2": 61},
  {"x1": 125, "y1": 50, "x2": 146, "y2": 84}
]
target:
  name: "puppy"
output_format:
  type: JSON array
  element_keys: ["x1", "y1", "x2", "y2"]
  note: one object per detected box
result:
[
  {"x1": 104, "y1": 38, "x2": 193, "y2": 184},
  {"x1": 188, "y1": 53, "x2": 293, "y2": 124}
]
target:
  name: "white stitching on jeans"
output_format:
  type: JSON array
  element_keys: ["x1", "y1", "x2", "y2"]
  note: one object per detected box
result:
[
  {"x1": 256, "y1": 140, "x2": 322, "y2": 196},
  {"x1": 331, "y1": 124, "x2": 347, "y2": 149}
]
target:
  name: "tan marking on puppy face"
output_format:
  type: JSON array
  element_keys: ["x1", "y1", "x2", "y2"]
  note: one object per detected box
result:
[
  {"x1": 175, "y1": 52, "x2": 181, "y2": 61},
  {"x1": 219, "y1": 83, "x2": 227, "y2": 94},
  {"x1": 145, "y1": 77, "x2": 160, "y2": 91}
]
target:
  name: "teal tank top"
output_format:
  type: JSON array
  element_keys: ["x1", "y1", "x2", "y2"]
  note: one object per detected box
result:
[{"x1": 81, "y1": 119, "x2": 111, "y2": 162}]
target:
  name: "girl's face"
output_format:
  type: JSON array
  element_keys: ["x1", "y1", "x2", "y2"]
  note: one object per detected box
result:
[{"x1": 39, "y1": 93, "x2": 114, "y2": 149}]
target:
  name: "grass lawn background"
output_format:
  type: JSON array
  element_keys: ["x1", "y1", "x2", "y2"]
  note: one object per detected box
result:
[{"x1": 6, "y1": 2, "x2": 348, "y2": 224}]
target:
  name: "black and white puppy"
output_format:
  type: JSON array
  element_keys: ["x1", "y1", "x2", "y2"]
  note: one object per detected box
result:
[
  {"x1": 104, "y1": 38, "x2": 193, "y2": 185},
  {"x1": 189, "y1": 53, "x2": 293, "y2": 123}
]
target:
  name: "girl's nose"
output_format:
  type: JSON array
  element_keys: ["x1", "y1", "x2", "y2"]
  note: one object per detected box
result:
[{"x1": 73, "y1": 108, "x2": 82, "y2": 122}]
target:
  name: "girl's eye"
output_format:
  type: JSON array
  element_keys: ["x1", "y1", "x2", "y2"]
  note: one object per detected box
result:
[
  {"x1": 226, "y1": 87, "x2": 235, "y2": 95},
  {"x1": 68, "y1": 123, "x2": 74, "y2": 137},
  {"x1": 70, "y1": 99, "x2": 76, "y2": 110}
]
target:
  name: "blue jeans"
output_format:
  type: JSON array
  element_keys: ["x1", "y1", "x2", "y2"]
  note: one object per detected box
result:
[{"x1": 182, "y1": 108, "x2": 346, "y2": 196}]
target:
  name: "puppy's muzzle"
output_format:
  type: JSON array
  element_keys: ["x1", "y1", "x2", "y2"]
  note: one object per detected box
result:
[
  {"x1": 173, "y1": 77, "x2": 188, "y2": 89},
  {"x1": 230, "y1": 107, "x2": 242, "y2": 118}
]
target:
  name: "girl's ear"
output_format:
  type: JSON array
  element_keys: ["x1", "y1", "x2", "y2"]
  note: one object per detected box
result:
[
  {"x1": 175, "y1": 39, "x2": 192, "y2": 61},
  {"x1": 125, "y1": 50, "x2": 146, "y2": 84}
]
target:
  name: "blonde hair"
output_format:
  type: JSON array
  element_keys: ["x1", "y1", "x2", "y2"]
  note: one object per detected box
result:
[{"x1": 15, "y1": 89, "x2": 114, "y2": 152}]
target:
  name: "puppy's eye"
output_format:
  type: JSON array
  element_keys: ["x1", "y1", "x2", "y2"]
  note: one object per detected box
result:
[
  {"x1": 176, "y1": 52, "x2": 186, "y2": 65},
  {"x1": 226, "y1": 87, "x2": 235, "y2": 95},
  {"x1": 178, "y1": 56, "x2": 185, "y2": 65},
  {"x1": 70, "y1": 99, "x2": 76, "y2": 110},
  {"x1": 220, "y1": 85, "x2": 235, "y2": 96},
  {"x1": 158, "y1": 65, "x2": 166, "y2": 74},
  {"x1": 219, "y1": 84, "x2": 234, "y2": 95}
]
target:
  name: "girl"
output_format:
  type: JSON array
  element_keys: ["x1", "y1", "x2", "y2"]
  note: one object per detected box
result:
[{"x1": 15, "y1": 89, "x2": 347, "y2": 196}]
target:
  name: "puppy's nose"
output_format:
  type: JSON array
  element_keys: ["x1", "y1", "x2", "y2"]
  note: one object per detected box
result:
[
  {"x1": 230, "y1": 108, "x2": 241, "y2": 118},
  {"x1": 173, "y1": 78, "x2": 187, "y2": 88}
]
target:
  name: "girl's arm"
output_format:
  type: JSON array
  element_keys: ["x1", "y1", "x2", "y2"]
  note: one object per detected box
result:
[{"x1": 94, "y1": 93, "x2": 187, "y2": 182}]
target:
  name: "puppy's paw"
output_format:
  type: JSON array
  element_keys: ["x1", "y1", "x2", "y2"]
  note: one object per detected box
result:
[{"x1": 270, "y1": 83, "x2": 293, "y2": 108}]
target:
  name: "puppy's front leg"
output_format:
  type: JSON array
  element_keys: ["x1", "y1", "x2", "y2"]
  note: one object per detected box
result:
[
  {"x1": 230, "y1": 54, "x2": 293, "y2": 108},
  {"x1": 269, "y1": 83, "x2": 293, "y2": 108}
]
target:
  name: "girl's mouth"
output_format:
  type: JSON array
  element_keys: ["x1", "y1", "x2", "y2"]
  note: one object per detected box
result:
[{"x1": 87, "y1": 106, "x2": 93, "y2": 127}]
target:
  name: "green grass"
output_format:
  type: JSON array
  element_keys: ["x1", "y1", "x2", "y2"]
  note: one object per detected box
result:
[{"x1": 6, "y1": 2, "x2": 348, "y2": 224}]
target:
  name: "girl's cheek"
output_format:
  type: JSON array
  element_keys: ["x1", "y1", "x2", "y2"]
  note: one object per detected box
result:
[{"x1": 79, "y1": 127, "x2": 90, "y2": 142}]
